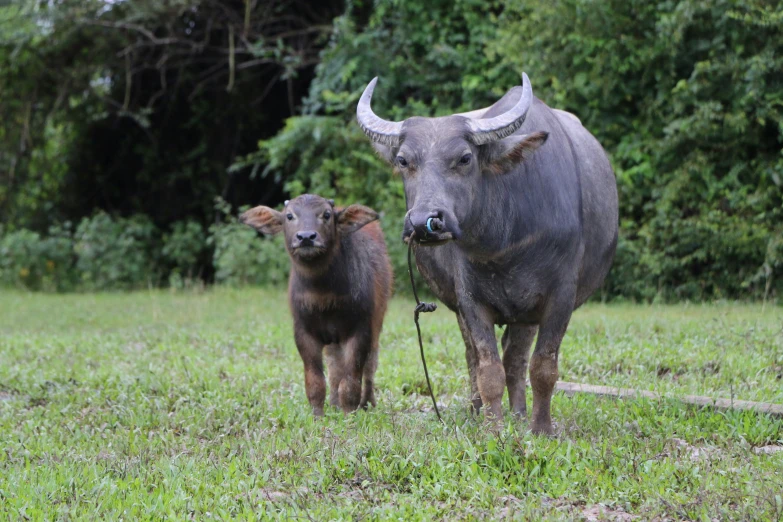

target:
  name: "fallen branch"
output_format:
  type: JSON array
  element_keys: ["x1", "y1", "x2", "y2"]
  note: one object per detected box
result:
[{"x1": 555, "y1": 381, "x2": 783, "y2": 417}]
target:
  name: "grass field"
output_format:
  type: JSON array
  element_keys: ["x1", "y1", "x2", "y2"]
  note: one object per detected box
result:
[{"x1": 1, "y1": 289, "x2": 782, "y2": 520}]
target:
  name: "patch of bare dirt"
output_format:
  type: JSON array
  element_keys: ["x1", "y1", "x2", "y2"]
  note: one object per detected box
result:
[
  {"x1": 753, "y1": 445, "x2": 783, "y2": 455},
  {"x1": 241, "y1": 488, "x2": 310, "y2": 503},
  {"x1": 497, "y1": 496, "x2": 639, "y2": 521},
  {"x1": 581, "y1": 504, "x2": 638, "y2": 521},
  {"x1": 671, "y1": 438, "x2": 720, "y2": 461}
]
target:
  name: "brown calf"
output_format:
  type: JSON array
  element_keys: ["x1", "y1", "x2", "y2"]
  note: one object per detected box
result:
[{"x1": 240, "y1": 194, "x2": 393, "y2": 416}]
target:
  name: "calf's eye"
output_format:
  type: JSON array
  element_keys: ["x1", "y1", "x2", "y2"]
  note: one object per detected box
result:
[
  {"x1": 458, "y1": 153, "x2": 472, "y2": 166},
  {"x1": 323, "y1": 211, "x2": 331, "y2": 220},
  {"x1": 286, "y1": 213, "x2": 294, "y2": 221},
  {"x1": 396, "y1": 156, "x2": 408, "y2": 168}
]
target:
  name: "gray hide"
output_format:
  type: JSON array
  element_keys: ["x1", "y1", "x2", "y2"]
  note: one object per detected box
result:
[{"x1": 357, "y1": 73, "x2": 618, "y2": 434}]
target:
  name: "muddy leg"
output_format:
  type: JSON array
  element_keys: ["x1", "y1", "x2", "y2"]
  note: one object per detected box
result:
[
  {"x1": 294, "y1": 328, "x2": 326, "y2": 417},
  {"x1": 458, "y1": 314, "x2": 482, "y2": 415},
  {"x1": 458, "y1": 305, "x2": 504, "y2": 427},
  {"x1": 324, "y1": 344, "x2": 344, "y2": 408},
  {"x1": 339, "y1": 330, "x2": 371, "y2": 413},
  {"x1": 529, "y1": 293, "x2": 574, "y2": 435},
  {"x1": 501, "y1": 324, "x2": 537, "y2": 418}
]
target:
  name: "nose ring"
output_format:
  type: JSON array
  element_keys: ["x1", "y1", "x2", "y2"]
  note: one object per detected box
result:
[{"x1": 426, "y1": 217, "x2": 435, "y2": 234}]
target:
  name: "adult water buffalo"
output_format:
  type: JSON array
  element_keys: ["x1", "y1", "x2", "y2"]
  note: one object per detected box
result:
[{"x1": 356, "y1": 73, "x2": 618, "y2": 435}]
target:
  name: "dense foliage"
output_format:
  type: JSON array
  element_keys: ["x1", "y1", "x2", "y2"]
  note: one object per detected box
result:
[
  {"x1": 0, "y1": 207, "x2": 287, "y2": 290},
  {"x1": 2, "y1": 0, "x2": 781, "y2": 300},
  {"x1": 0, "y1": 0, "x2": 341, "y2": 231},
  {"x1": 256, "y1": 0, "x2": 783, "y2": 300}
]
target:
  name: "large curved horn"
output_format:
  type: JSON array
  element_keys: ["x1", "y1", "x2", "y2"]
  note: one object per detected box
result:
[
  {"x1": 466, "y1": 72, "x2": 534, "y2": 145},
  {"x1": 356, "y1": 77, "x2": 403, "y2": 147}
]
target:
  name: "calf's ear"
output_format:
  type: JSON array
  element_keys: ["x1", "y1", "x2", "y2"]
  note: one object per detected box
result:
[
  {"x1": 481, "y1": 131, "x2": 548, "y2": 175},
  {"x1": 337, "y1": 204, "x2": 379, "y2": 234},
  {"x1": 239, "y1": 206, "x2": 284, "y2": 235}
]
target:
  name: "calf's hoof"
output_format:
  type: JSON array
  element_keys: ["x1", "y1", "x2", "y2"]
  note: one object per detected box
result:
[
  {"x1": 511, "y1": 408, "x2": 527, "y2": 420},
  {"x1": 358, "y1": 396, "x2": 376, "y2": 410},
  {"x1": 338, "y1": 377, "x2": 362, "y2": 413},
  {"x1": 312, "y1": 406, "x2": 325, "y2": 418},
  {"x1": 470, "y1": 396, "x2": 483, "y2": 416}
]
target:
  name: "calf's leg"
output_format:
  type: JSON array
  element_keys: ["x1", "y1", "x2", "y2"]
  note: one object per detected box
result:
[
  {"x1": 501, "y1": 324, "x2": 537, "y2": 418},
  {"x1": 324, "y1": 343, "x2": 344, "y2": 408},
  {"x1": 359, "y1": 341, "x2": 378, "y2": 409},
  {"x1": 339, "y1": 330, "x2": 371, "y2": 413},
  {"x1": 294, "y1": 328, "x2": 326, "y2": 417}
]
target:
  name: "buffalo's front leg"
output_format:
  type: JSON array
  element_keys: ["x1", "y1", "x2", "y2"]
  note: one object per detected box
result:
[
  {"x1": 458, "y1": 305, "x2": 504, "y2": 425},
  {"x1": 339, "y1": 330, "x2": 371, "y2": 413},
  {"x1": 529, "y1": 292, "x2": 574, "y2": 435},
  {"x1": 457, "y1": 314, "x2": 482, "y2": 415},
  {"x1": 294, "y1": 328, "x2": 326, "y2": 417}
]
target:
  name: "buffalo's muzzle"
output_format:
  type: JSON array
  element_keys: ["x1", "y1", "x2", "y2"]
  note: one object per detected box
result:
[{"x1": 403, "y1": 209, "x2": 461, "y2": 245}]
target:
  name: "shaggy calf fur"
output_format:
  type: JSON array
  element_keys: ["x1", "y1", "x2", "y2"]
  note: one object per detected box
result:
[{"x1": 240, "y1": 194, "x2": 393, "y2": 416}]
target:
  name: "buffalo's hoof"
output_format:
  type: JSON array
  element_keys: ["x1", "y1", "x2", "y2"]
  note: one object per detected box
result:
[{"x1": 530, "y1": 420, "x2": 555, "y2": 437}]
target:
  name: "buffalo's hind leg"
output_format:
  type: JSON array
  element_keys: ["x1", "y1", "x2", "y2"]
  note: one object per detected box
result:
[
  {"x1": 529, "y1": 291, "x2": 575, "y2": 436},
  {"x1": 502, "y1": 324, "x2": 537, "y2": 418}
]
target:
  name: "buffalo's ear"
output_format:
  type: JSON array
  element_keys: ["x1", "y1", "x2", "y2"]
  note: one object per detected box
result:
[
  {"x1": 372, "y1": 142, "x2": 396, "y2": 164},
  {"x1": 482, "y1": 131, "x2": 548, "y2": 175},
  {"x1": 239, "y1": 206, "x2": 284, "y2": 235},
  {"x1": 337, "y1": 204, "x2": 379, "y2": 234}
]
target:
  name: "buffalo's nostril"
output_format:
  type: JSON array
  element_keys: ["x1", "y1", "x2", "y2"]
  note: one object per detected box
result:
[
  {"x1": 296, "y1": 231, "x2": 317, "y2": 242},
  {"x1": 426, "y1": 217, "x2": 444, "y2": 233},
  {"x1": 410, "y1": 209, "x2": 447, "y2": 237}
]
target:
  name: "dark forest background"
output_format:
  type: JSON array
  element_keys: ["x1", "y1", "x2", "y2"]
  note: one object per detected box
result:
[{"x1": 1, "y1": 0, "x2": 781, "y2": 301}]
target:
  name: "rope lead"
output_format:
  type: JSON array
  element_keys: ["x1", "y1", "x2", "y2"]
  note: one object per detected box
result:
[{"x1": 407, "y1": 232, "x2": 443, "y2": 423}]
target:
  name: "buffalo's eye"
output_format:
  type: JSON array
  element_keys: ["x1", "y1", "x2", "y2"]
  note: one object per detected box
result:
[
  {"x1": 396, "y1": 156, "x2": 408, "y2": 168},
  {"x1": 458, "y1": 153, "x2": 472, "y2": 166},
  {"x1": 323, "y1": 211, "x2": 331, "y2": 221},
  {"x1": 286, "y1": 213, "x2": 294, "y2": 221}
]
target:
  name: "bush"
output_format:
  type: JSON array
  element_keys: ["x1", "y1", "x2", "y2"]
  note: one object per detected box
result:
[
  {"x1": 162, "y1": 220, "x2": 207, "y2": 287},
  {"x1": 0, "y1": 224, "x2": 76, "y2": 291},
  {"x1": 74, "y1": 213, "x2": 160, "y2": 290},
  {"x1": 209, "y1": 201, "x2": 289, "y2": 287}
]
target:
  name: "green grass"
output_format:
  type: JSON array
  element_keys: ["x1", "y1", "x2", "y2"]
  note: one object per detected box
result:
[{"x1": 1, "y1": 289, "x2": 782, "y2": 520}]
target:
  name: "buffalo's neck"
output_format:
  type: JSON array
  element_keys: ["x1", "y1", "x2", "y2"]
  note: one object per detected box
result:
[{"x1": 457, "y1": 168, "x2": 537, "y2": 259}]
